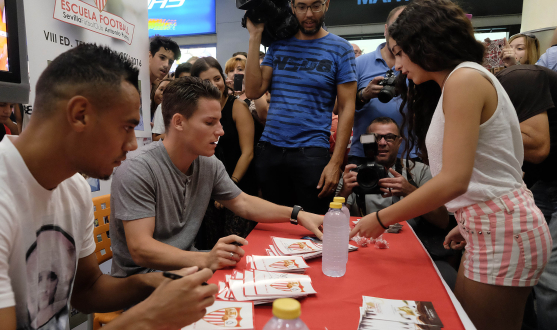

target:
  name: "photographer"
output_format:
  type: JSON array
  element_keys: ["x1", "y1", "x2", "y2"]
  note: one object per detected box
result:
[
  {"x1": 350, "y1": 6, "x2": 417, "y2": 165},
  {"x1": 244, "y1": 0, "x2": 357, "y2": 214},
  {"x1": 337, "y1": 117, "x2": 457, "y2": 288}
]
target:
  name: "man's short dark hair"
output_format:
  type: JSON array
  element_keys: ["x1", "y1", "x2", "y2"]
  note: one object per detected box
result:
[
  {"x1": 369, "y1": 116, "x2": 400, "y2": 134},
  {"x1": 232, "y1": 51, "x2": 248, "y2": 58},
  {"x1": 34, "y1": 43, "x2": 139, "y2": 117},
  {"x1": 174, "y1": 62, "x2": 192, "y2": 77},
  {"x1": 162, "y1": 76, "x2": 221, "y2": 129},
  {"x1": 387, "y1": 5, "x2": 406, "y2": 25},
  {"x1": 150, "y1": 35, "x2": 181, "y2": 61}
]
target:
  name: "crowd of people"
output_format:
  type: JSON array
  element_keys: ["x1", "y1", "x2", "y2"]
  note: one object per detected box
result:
[{"x1": 1, "y1": 0, "x2": 556, "y2": 330}]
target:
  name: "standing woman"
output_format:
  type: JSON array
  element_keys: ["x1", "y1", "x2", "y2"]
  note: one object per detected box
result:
[
  {"x1": 191, "y1": 57, "x2": 258, "y2": 248},
  {"x1": 350, "y1": 1, "x2": 552, "y2": 329}
]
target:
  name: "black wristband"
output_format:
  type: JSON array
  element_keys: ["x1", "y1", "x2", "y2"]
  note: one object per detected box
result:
[
  {"x1": 376, "y1": 210, "x2": 388, "y2": 230},
  {"x1": 290, "y1": 205, "x2": 303, "y2": 225}
]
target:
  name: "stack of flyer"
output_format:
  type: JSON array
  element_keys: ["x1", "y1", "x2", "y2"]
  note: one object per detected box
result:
[
  {"x1": 268, "y1": 237, "x2": 357, "y2": 260},
  {"x1": 216, "y1": 270, "x2": 316, "y2": 305},
  {"x1": 246, "y1": 255, "x2": 309, "y2": 273},
  {"x1": 181, "y1": 300, "x2": 254, "y2": 329},
  {"x1": 357, "y1": 296, "x2": 444, "y2": 329}
]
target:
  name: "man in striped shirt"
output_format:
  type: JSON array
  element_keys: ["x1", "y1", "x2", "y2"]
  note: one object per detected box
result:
[{"x1": 245, "y1": 0, "x2": 357, "y2": 214}]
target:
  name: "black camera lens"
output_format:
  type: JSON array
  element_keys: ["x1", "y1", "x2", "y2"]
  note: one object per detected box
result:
[
  {"x1": 378, "y1": 86, "x2": 396, "y2": 103},
  {"x1": 357, "y1": 167, "x2": 379, "y2": 189}
]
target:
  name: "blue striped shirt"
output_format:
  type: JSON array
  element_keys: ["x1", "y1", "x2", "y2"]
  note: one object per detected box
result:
[{"x1": 261, "y1": 33, "x2": 357, "y2": 148}]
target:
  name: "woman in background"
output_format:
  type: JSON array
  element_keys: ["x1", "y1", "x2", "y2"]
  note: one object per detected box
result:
[
  {"x1": 191, "y1": 57, "x2": 258, "y2": 249},
  {"x1": 350, "y1": 1, "x2": 552, "y2": 329},
  {"x1": 501, "y1": 33, "x2": 541, "y2": 67}
]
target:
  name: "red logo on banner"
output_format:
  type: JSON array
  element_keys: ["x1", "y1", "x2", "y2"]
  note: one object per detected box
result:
[
  {"x1": 203, "y1": 308, "x2": 243, "y2": 327},
  {"x1": 96, "y1": 0, "x2": 107, "y2": 12}
]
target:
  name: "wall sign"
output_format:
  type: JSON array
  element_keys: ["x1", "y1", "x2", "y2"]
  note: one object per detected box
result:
[{"x1": 326, "y1": 0, "x2": 523, "y2": 26}]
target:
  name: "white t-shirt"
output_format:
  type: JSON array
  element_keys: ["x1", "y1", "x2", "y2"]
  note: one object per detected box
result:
[
  {"x1": 0, "y1": 136, "x2": 96, "y2": 330},
  {"x1": 152, "y1": 104, "x2": 165, "y2": 135}
]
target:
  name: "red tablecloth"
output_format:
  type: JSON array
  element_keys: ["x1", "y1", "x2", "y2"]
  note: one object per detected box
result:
[{"x1": 210, "y1": 219, "x2": 466, "y2": 330}]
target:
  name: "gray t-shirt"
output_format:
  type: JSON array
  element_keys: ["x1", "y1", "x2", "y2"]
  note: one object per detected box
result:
[{"x1": 110, "y1": 141, "x2": 242, "y2": 278}]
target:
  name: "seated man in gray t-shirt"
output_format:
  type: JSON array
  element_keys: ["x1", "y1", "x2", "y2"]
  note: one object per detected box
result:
[{"x1": 110, "y1": 77, "x2": 324, "y2": 278}]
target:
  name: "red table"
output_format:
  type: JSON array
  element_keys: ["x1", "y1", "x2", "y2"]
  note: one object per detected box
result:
[{"x1": 210, "y1": 219, "x2": 469, "y2": 330}]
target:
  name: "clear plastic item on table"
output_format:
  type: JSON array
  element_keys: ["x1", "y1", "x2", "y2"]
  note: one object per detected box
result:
[
  {"x1": 262, "y1": 298, "x2": 309, "y2": 330},
  {"x1": 374, "y1": 234, "x2": 389, "y2": 249},
  {"x1": 322, "y1": 202, "x2": 350, "y2": 277}
]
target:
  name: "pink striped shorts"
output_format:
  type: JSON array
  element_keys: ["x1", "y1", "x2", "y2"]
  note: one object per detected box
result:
[{"x1": 456, "y1": 185, "x2": 552, "y2": 287}]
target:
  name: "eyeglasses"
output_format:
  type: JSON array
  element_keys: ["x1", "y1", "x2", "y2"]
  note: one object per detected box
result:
[
  {"x1": 510, "y1": 33, "x2": 538, "y2": 40},
  {"x1": 373, "y1": 133, "x2": 399, "y2": 143},
  {"x1": 293, "y1": 1, "x2": 326, "y2": 14}
]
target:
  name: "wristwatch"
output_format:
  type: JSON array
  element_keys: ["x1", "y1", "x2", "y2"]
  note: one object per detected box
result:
[{"x1": 290, "y1": 205, "x2": 303, "y2": 225}]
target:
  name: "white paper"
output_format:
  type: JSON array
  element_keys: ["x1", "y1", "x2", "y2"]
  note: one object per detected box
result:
[{"x1": 182, "y1": 301, "x2": 254, "y2": 329}]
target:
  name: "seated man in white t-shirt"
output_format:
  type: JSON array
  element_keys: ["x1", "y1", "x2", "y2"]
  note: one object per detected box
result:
[{"x1": 0, "y1": 44, "x2": 217, "y2": 330}]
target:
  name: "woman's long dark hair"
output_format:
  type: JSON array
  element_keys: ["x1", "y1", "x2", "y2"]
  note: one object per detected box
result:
[
  {"x1": 190, "y1": 56, "x2": 230, "y2": 97},
  {"x1": 389, "y1": 0, "x2": 485, "y2": 163}
]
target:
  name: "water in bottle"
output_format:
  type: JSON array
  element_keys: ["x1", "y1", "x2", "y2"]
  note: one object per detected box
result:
[
  {"x1": 262, "y1": 298, "x2": 309, "y2": 330},
  {"x1": 322, "y1": 202, "x2": 349, "y2": 277},
  {"x1": 333, "y1": 196, "x2": 350, "y2": 221},
  {"x1": 333, "y1": 196, "x2": 350, "y2": 261}
]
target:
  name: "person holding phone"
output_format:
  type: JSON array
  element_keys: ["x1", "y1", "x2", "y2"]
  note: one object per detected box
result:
[
  {"x1": 350, "y1": 1, "x2": 551, "y2": 329},
  {"x1": 191, "y1": 57, "x2": 259, "y2": 248}
]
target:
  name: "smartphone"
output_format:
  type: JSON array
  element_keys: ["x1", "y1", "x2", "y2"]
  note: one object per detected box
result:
[
  {"x1": 483, "y1": 38, "x2": 505, "y2": 70},
  {"x1": 233, "y1": 74, "x2": 244, "y2": 92}
]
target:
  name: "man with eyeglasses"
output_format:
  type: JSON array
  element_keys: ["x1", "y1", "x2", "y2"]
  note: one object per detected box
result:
[
  {"x1": 350, "y1": 5, "x2": 418, "y2": 167},
  {"x1": 244, "y1": 0, "x2": 357, "y2": 215},
  {"x1": 337, "y1": 117, "x2": 456, "y2": 288}
]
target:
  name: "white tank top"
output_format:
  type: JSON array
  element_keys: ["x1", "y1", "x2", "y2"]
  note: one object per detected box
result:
[{"x1": 425, "y1": 61, "x2": 523, "y2": 212}]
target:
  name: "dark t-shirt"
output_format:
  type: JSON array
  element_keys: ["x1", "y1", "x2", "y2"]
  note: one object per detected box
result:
[{"x1": 496, "y1": 65, "x2": 557, "y2": 183}]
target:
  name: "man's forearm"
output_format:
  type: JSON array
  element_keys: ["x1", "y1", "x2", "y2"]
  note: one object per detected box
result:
[
  {"x1": 332, "y1": 104, "x2": 354, "y2": 165},
  {"x1": 132, "y1": 238, "x2": 208, "y2": 271},
  {"x1": 72, "y1": 273, "x2": 158, "y2": 313},
  {"x1": 231, "y1": 194, "x2": 291, "y2": 223},
  {"x1": 245, "y1": 33, "x2": 264, "y2": 99}
]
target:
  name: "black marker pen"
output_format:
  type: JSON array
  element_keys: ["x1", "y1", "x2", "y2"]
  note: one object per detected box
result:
[{"x1": 163, "y1": 271, "x2": 208, "y2": 285}]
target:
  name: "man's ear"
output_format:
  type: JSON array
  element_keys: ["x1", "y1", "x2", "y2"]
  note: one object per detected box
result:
[
  {"x1": 170, "y1": 113, "x2": 185, "y2": 132},
  {"x1": 66, "y1": 96, "x2": 92, "y2": 133},
  {"x1": 148, "y1": 51, "x2": 153, "y2": 61}
]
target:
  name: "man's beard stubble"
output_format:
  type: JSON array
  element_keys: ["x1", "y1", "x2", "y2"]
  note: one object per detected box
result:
[{"x1": 299, "y1": 15, "x2": 325, "y2": 36}]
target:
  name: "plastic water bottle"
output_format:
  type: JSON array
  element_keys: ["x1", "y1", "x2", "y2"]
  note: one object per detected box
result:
[
  {"x1": 333, "y1": 196, "x2": 350, "y2": 221},
  {"x1": 333, "y1": 196, "x2": 351, "y2": 261},
  {"x1": 262, "y1": 298, "x2": 309, "y2": 330},
  {"x1": 322, "y1": 202, "x2": 349, "y2": 277}
]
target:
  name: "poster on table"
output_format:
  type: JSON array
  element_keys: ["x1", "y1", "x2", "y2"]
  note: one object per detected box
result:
[{"x1": 23, "y1": 0, "x2": 151, "y2": 197}]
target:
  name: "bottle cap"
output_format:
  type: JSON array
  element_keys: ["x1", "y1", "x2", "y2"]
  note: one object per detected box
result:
[
  {"x1": 333, "y1": 197, "x2": 346, "y2": 204},
  {"x1": 272, "y1": 298, "x2": 301, "y2": 319},
  {"x1": 329, "y1": 202, "x2": 342, "y2": 209}
]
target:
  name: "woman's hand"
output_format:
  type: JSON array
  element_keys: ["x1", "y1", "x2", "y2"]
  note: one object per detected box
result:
[
  {"x1": 443, "y1": 226, "x2": 466, "y2": 250},
  {"x1": 349, "y1": 212, "x2": 385, "y2": 239},
  {"x1": 500, "y1": 38, "x2": 518, "y2": 67}
]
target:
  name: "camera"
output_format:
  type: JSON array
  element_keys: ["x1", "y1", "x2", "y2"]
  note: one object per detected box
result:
[
  {"x1": 377, "y1": 69, "x2": 398, "y2": 103},
  {"x1": 236, "y1": 0, "x2": 299, "y2": 47},
  {"x1": 351, "y1": 134, "x2": 388, "y2": 195}
]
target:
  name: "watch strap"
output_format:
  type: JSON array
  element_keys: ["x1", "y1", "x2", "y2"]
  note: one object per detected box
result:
[{"x1": 290, "y1": 205, "x2": 303, "y2": 225}]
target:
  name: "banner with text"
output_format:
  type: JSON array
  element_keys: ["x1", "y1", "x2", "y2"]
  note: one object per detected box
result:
[{"x1": 22, "y1": 0, "x2": 150, "y2": 138}]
